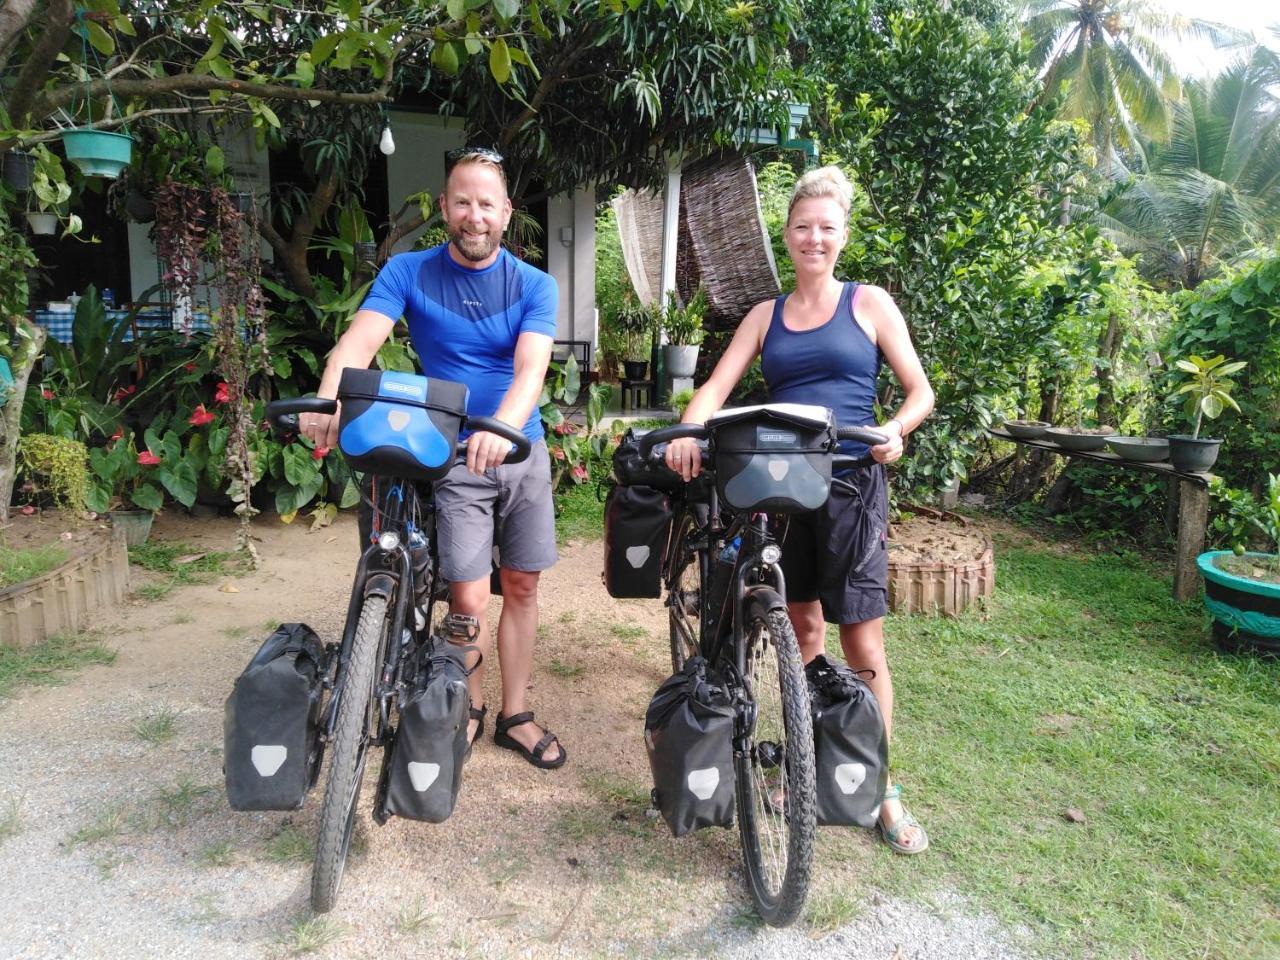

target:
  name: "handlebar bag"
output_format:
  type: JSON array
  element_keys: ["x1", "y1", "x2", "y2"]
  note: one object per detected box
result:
[
  {"x1": 377, "y1": 638, "x2": 474, "y2": 823},
  {"x1": 707, "y1": 403, "x2": 835, "y2": 514},
  {"x1": 806, "y1": 654, "x2": 888, "y2": 827},
  {"x1": 224, "y1": 623, "x2": 328, "y2": 811},
  {"x1": 602, "y1": 484, "x2": 671, "y2": 598},
  {"x1": 337, "y1": 368, "x2": 469, "y2": 482},
  {"x1": 612, "y1": 428, "x2": 685, "y2": 490},
  {"x1": 644, "y1": 656, "x2": 736, "y2": 837}
]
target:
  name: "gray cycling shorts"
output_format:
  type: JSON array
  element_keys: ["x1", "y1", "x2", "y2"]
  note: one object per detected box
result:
[{"x1": 433, "y1": 439, "x2": 558, "y2": 583}]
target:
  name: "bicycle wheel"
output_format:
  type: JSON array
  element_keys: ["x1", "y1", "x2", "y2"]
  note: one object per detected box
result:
[
  {"x1": 311, "y1": 594, "x2": 388, "y2": 913},
  {"x1": 733, "y1": 601, "x2": 816, "y2": 927},
  {"x1": 667, "y1": 506, "x2": 704, "y2": 672}
]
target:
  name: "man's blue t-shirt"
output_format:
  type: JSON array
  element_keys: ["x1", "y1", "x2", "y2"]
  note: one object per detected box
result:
[{"x1": 360, "y1": 244, "x2": 558, "y2": 443}]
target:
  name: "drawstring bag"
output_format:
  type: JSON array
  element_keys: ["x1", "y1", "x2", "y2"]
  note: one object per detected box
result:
[
  {"x1": 603, "y1": 484, "x2": 671, "y2": 598},
  {"x1": 806, "y1": 654, "x2": 888, "y2": 827},
  {"x1": 645, "y1": 656, "x2": 735, "y2": 836},
  {"x1": 377, "y1": 639, "x2": 479, "y2": 823},
  {"x1": 224, "y1": 624, "x2": 328, "y2": 811}
]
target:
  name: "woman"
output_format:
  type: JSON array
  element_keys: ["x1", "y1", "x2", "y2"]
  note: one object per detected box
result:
[{"x1": 664, "y1": 165, "x2": 935, "y2": 854}]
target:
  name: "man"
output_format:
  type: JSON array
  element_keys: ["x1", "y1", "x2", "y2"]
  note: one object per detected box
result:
[{"x1": 299, "y1": 146, "x2": 565, "y2": 769}]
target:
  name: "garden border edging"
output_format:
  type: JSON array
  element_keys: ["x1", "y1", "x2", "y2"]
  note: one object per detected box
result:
[{"x1": 0, "y1": 526, "x2": 130, "y2": 648}]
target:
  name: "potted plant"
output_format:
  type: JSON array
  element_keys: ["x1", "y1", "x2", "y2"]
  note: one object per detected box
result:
[
  {"x1": 24, "y1": 145, "x2": 80, "y2": 237},
  {"x1": 661, "y1": 286, "x2": 707, "y2": 379},
  {"x1": 1167, "y1": 354, "x2": 1245, "y2": 473},
  {"x1": 616, "y1": 297, "x2": 653, "y2": 381},
  {"x1": 1198, "y1": 473, "x2": 1280, "y2": 656},
  {"x1": 85, "y1": 431, "x2": 169, "y2": 545}
]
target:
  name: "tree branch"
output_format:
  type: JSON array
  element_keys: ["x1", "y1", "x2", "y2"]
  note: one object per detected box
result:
[
  {"x1": 0, "y1": 0, "x2": 39, "y2": 74},
  {"x1": 6, "y1": 0, "x2": 75, "y2": 126}
]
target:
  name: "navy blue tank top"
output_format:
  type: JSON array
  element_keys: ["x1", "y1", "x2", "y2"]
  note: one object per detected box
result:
[{"x1": 760, "y1": 282, "x2": 882, "y2": 456}]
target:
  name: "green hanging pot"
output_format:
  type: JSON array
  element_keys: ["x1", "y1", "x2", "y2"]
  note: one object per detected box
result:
[{"x1": 61, "y1": 129, "x2": 133, "y2": 179}]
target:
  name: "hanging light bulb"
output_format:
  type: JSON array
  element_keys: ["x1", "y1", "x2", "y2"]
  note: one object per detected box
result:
[{"x1": 379, "y1": 123, "x2": 396, "y2": 156}]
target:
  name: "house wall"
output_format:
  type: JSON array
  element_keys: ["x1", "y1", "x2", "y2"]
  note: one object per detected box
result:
[{"x1": 544, "y1": 186, "x2": 597, "y2": 361}]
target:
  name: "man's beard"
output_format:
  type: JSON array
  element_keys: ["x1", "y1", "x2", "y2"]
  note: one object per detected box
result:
[{"x1": 448, "y1": 224, "x2": 501, "y2": 262}]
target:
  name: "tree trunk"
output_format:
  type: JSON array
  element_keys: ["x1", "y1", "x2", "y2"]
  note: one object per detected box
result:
[
  {"x1": 0, "y1": 318, "x2": 46, "y2": 523},
  {"x1": 1094, "y1": 311, "x2": 1122, "y2": 428},
  {"x1": 257, "y1": 168, "x2": 341, "y2": 301}
]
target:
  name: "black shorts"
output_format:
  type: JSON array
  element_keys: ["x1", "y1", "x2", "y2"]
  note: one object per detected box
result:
[{"x1": 777, "y1": 463, "x2": 889, "y2": 625}]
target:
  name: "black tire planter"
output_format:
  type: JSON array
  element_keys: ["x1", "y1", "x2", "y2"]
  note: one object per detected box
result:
[
  {"x1": 622, "y1": 360, "x2": 649, "y2": 380},
  {"x1": 1198, "y1": 551, "x2": 1280, "y2": 658},
  {"x1": 1168, "y1": 435, "x2": 1222, "y2": 473}
]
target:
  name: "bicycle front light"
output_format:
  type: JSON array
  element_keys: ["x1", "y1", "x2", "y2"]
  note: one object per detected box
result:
[
  {"x1": 760, "y1": 544, "x2": 782, "y2": 565},
  {"x1": 377, "y1": 531, "x2": 401, "y2": 552}
]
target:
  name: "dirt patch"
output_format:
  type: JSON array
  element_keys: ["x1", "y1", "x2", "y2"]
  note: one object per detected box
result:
[
  {"x1": 888, "y1": 512, "x2": 990, "y2": 565},
  {"x1": 0, "y1": 509, "x2": 108, "y2": 558},
  {"x1": 1214, "y1": 552, "x2": 1280, "y2": 586}
]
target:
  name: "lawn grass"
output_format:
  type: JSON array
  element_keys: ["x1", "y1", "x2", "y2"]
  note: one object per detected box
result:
[
  {"x1": 127, "y1": 540, "x2": 242, "y2": 600},
  {"x1": 829, "y1": 530, "x2": 1280, "y2": 960},
  {"x1": 0, "y1": 543, "x2": 68, "y2": 588},
  {"x1": 554, "y1": 475, "x2": 608, "y2": 545},
  {"x1": 0, "y1": 631, "x2": 117, "y2": 700}
]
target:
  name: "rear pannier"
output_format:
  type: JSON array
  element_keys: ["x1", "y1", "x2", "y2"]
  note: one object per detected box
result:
[
  {"x1": 224, "y1": 624, "x2": 328, "y2": 811},
  {"x1": 602, "y1": 484, "x2": 672, "y2": 598},
  {"x1": 337, "y1": 368, "x2": 468, "y2": 482},
  {"x1": 707, "y1": 403, "x2": 835, "y2": 514},
  {"x1": 806, "y1": 654, "x2": 888, "y2": 827},
  {"x1": 645, "y1": 656, "x2": 736, "y2": 836}
]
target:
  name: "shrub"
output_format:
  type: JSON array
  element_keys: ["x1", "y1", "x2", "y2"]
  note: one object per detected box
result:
[{"x1": 17, "y1": 434, "x2": 89, "y2": 514}]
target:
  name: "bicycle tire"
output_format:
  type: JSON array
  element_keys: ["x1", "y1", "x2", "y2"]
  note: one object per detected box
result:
[
  {"x1": 733, "y1": 603, "x2": 816, "y2": 927},
  {"x1": 667, "y1": 506, "x2": 704, "y2": 673},
  {"x1": 311, "y1": 594, "x2": 388, "y2": 913}
]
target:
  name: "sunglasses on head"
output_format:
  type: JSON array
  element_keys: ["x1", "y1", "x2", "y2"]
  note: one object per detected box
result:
[{"x1": 444, "y1": 146, "x2": 504, "y2": 172}]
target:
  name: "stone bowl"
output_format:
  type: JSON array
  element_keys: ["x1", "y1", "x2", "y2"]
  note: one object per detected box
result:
[
  {"x1": 1104, "y1": 436, "x2": 1169, "y2": 462},
  {"x1": 1002, "y1": 419, "x2": 1049, "y2": 440},
  {"x1": 1042, "y1": 427, "x2": 1114, "y2": 452}
]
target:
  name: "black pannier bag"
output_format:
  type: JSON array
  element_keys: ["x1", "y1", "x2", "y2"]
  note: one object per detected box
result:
[
  {"x1": 645, "y1": 656, "x2": 736, "y2": 837},
  {"x1": 602, "y1": 484, "x2": 671, "y2": 598},
  {"x1": 224, "y1": 623, "x2": 328, "y2": 811},
  {"x1": 337, "y1": 368, "x2": 469, "y2": 482},
  {"x1": 377, "y1": 639, "x2": 477, "y2": 823},
  {"x1": 806, "y1": 654, "x2": 888, "y2": 827},
  {"x1": 612, "y1": 428, "x2": 684, "y2": 490},
  {"x1": 706, "y1": 403, "x2": 835, "y2": 514}
]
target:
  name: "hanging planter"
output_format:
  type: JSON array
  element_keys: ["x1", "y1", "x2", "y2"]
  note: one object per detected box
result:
[
  {"x1": 62, "y1": 129, "x2": 133, "y2": 179},
  {"x1": 2, "y1": 151, "x2": 36, "y2": 191},
  {"x1": 25, "y1": 211, "x2": 58, "y2": 235}
]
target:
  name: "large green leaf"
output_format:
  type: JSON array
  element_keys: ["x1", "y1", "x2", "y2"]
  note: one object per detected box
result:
[
  {"x1": 158, "y1": 458, "x2": 198, "y2": 508},
  {"x1": 130, "y1": 483, "x2": 163, "y2": 512}
]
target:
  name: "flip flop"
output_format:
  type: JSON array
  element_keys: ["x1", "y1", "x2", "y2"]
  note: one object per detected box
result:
[
  {"x1": 493, "y1": 710, "x2": 567, "y2": 770},
  {"x1": 877, "y1": 784, "x2": 929, "y2": 855}
]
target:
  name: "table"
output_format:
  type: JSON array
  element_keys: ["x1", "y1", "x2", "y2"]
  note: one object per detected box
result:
[
  {"x1": 30, "y1": 308, "x2": 212, "y2": 344},
  {"x1": 988, "y1": 428, "x2": 1213, "y2": 600},
  {"x1": 619, "y1": 378, "x2": 655, "y2": 412}
]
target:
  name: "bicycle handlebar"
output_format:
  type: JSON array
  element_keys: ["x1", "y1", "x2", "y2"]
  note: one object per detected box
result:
[
  {"x1": 263, "y1": 400, "x2": 533, "y2": 464},
  {"x1": 636, "y1": 421, "x2": 890, "y2": 460},
  {"x1": 836, "y1": 425, "x2": 889, "y2": 447}
]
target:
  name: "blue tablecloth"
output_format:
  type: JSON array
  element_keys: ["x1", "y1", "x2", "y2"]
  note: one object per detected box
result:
[{"x1": 30, "y1": 308, "x2": 212, "y2": 345}]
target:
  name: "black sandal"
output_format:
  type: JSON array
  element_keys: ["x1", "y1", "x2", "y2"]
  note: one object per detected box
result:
[
  {"x1": 464, "y1": 704, "x2": 487, "y2": 762},
  {"x1": 493, "y1": 710, "x2": 567, "y2": 770}
]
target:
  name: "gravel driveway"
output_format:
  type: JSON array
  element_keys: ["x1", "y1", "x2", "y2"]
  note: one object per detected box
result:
[{"x1": 0, "y1": 514, "x2": 1033, "y2": 960}]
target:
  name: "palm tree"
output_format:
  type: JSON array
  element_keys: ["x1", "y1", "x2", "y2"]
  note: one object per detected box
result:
[
  {"x1": 1097, "y1": 46, "x2": 1280, "y2": 288},
  {"x1": 1021, "y1": 0, "x2": 1241, "y2": 165}
]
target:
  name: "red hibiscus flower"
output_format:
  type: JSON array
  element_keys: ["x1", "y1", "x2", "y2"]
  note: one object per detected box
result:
[
  {"x1": 551, "y1": 446, "x2": 566, "y2": 461},
  {"x1": 110, "y1": 427, "x2": 124, "y2": 441},
  {"x1": 188, "y1": 404, "x2": 216, "y2": 427},
  {"x1": 312, "y1": 446, "x2": 330, "y2": 460},
  {"x1": 214, "y1": 382, "x2": 231, "y2": 404},
  {"x1": 137, "y1": 451, "x2": 161, "y2": 467},
  {"x1": 112, "y1": 384, "x2": 137, "y2": 403},
  {"x1": 183, "y1": 361, "x2": 197, "y2": 373},
  {"x1": 571, "y1": 464, "x2": 589, "y2": 482},
  {"x1": 41, "y1": 388, "x2": 54, "y2": 400}
]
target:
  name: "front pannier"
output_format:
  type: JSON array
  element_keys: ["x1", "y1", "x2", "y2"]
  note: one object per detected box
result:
[
  {"x1": 224, "y1": 623, "x2": 328, "y2": 811},
  {"x1": 645, "y1": 656, "x2": 735, "y2": 837},
  {"x1": 377, "y1": 639, "x2": 476, "y2": 823},
  {"x1": 806, "y1": 654, "x2": 888, "y2": 827},
  {"x1": 602, "y1": 484, "x2": 671, "y2": 599},
  {"x1": 337, "y1": 368, "x2": 468, "y2": 482},
  {"x1": 612, "y1": 428, "x2": 684, "y2": 490},
  {"x1": 707, "y1": 403, "x2": 835, "y2": 514}
]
